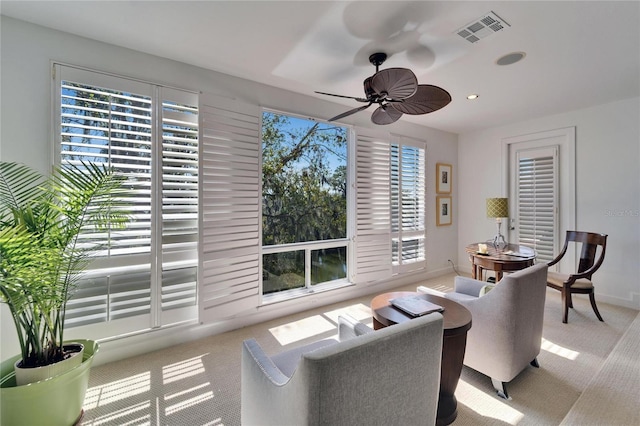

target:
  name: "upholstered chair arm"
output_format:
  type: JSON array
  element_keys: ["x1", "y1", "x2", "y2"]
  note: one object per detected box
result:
[
  {"x1": 416, "y1": 285, "x2": 446, "y2": 297},
  {"x1": 338, "y1": 314, "x2": 373, "y2": 341},
  {"x1": 242, "y1": 338, "x2": 290, "y2": 386},
  {"x1": 453, "y1": 275, "x2": 487, "y2": 297},
  {"x1": 242, "y1": 338, "x2": 311, "y2": 425}
]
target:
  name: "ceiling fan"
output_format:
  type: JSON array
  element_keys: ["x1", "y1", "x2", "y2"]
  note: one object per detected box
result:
[{"x1": 316, "y1": 52, "x2": 451, "y2": 125}]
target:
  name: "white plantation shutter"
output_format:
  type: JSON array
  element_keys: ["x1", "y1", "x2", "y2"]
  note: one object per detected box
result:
[
  {"x1": 55, "y1": 65, "x2": 198, "y2": 335},
  {"x1": 353, "y1": 127, "x2": 392, "y2": 283},
  {"x1": 517, "y1": 146, "x2": 558, "y2": 263},
  {"x1": 59, "y1": 68, "x2": 154, "y2": 259},
  {"x1": 198, "y1": 93, "x2": 261, "y2": 323},
  {"x1": 159, "y1": 88, "x2": 199, "y2": 314},
  {"x1": 390, "y1": 136, "x2": 426, "y2": 271}
]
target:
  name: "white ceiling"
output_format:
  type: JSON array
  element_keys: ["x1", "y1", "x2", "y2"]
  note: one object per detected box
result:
[{"x1": 2, "y1": 1, "x2": 639, "y2": 134}]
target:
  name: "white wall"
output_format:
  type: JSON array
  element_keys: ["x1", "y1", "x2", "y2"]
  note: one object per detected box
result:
[
  {"x1": 0, "y1": 17, "x2": 458, "y2": 364},
  {"x1": 458, "y1": 97, "x2": 640, "y2": 310}
]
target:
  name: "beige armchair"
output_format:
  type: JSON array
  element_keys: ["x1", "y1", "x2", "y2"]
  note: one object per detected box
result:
[
  {"x1": 241, "y1": 313, "x2": 444, "y2": 425},
  {"x1": 421, "y1": 263, "x2": 548, "y2": 399}
]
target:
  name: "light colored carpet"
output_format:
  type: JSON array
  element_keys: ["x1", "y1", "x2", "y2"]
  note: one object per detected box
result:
[
  {"x1": 80, "y1": 273, "x2": 639, "y2": 425},
  {"x1": 560, "y1": 310, "x2": 640, "y2": 426}
]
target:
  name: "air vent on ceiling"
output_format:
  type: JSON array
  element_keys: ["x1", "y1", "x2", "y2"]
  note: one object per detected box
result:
[{"x1": 456, "y1": 11, "x2": 510, "y2": 44}]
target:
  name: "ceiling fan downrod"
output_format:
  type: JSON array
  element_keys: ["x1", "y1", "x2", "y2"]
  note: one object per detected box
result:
[{"x1": 369, "y1": 52, "x2": 387, "y2": 72}]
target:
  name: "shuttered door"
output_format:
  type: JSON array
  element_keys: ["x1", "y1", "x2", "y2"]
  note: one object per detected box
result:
[
  {"x1": 352, "y1": 127, "x2": 392, "y2": 283},
  {"x1": 198, "y1": 93, "x2": 261, "y2": 322},
  {"x1": 516, "y1": 146, "x2": 558, "y2": 263}
]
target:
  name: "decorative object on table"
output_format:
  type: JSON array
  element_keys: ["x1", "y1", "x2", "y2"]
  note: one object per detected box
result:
[
  {"x1": 315, "y1": 52, "x2": 451, "y2": 125},
  {"x1": 436, "y1": 162, "x2": 452, "y2": 194},
  {"x1": 546, "y1": 230, "x2": 608, "y2": 323},
  {"x1": 486, "y1": 197, "x2": 509, "y2": 249},
  {"x1": 390, "y1": 295, "x2": 444, "y2": 317},
  {"x1": 436, "y1": 195, "x2": 452, "y2": 226},
  {"x1": 477, "y1": 243, "x2": 489, "y2": 254},
  {"x1": 0, "y1": 161, "x2": 128, "y2": 425}
]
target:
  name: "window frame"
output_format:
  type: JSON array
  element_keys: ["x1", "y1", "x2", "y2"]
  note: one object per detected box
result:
[
  {"x1": 53, "y1": 63, "x2": 199, "y2": 338},
  {"x1": 259, "y1": 109, "x2": 352, "y2": 303}
]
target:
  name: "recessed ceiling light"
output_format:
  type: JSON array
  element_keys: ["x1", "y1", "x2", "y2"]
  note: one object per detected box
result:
[
  {"x1": 496, "y1": 52, "x2": 526, "y2": 66},
  {"x1": 467, "y1": 94, "x2": 479, "y2": 100}
]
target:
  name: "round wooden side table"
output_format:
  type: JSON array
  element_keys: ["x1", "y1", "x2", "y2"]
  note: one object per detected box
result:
[
  {"x1": 465, "y1": 242, "x2": 536, "y2": 281},
  {"x1": 371, "y1": 291, "x2": 472, "y2": 426}
]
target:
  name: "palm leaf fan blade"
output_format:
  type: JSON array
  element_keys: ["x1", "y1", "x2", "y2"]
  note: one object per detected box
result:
[
  {"x1": 371, "y1": 105, "x2": 403, "y2": 125},
  {"x1": 370, "y1": 68, "x2": 418, "y2": 100},
  {"x1": 391, "y1": 85, "x2": 452, "y2": 115},
  {"x1": 328, "y1": 103, "x2": 373, "y2": 122}
]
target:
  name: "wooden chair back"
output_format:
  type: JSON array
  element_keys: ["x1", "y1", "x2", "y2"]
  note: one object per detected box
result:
[{"x1": 549, "y1": 231, "x2": 607, "y2": 280}]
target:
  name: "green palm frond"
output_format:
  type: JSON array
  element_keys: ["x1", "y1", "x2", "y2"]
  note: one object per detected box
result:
[{"x1": 0, "y1": 161, "x2": 129, "y2": 367}]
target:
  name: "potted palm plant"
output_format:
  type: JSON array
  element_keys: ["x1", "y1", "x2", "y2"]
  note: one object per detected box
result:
[{"x1": 0, "y1": 161, "x2": 128, "y2": 425}]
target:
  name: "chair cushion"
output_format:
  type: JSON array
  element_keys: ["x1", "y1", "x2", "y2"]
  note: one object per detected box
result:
[
  {"x1": 547, "y1": 271, "x2": 593, "y2": 289},
  {"x1": 270, "y1": 337, "x2": 338, "y2": 378},
  {"x1": 445, "y1": 291, "x2": 478, "y2": 304}
]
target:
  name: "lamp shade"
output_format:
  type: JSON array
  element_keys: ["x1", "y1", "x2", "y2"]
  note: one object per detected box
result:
[{"x1": 486, "y1": 198, "x2": 509, "y2": 218}]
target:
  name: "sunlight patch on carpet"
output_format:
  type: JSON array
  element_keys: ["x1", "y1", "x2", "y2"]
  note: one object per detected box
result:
[
  {"x1": 269, "y1": 315, "x2": 335, "y2": 345},
  {"x1": 165, "y1": 389, "x2": 215, "y2": 416},
  {"x1": 541, "y1": 338, "x2": 580, "y2": 360},
  {"x1": 84, "y1": 372, "x2": 151, "y2": 408},
  {"x1": 162, "y1": 355, "x2": 208, "y2": 385},
  {"x1": 83, "y1": 400, "x2": 151, "y2": 425},
  {"x1": 323, "y1": 303, "x2": 372, "y2": 323},
  {"x1": 457, "y1": 379, "x2": 524, "y2": 424}
]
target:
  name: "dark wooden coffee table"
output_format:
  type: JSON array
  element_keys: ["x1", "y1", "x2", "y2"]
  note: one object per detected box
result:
[{"x1": 371, "y1": 291, "x2": 472, "y2": 426}]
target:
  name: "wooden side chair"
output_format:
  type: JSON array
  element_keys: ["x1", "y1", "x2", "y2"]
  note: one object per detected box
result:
[{"x1": 547, "y1": 231, "x2": 608, "y2": 323}]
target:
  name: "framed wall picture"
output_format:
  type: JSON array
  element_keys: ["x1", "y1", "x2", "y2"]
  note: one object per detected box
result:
[
  {"x1": 436, "y1": 163, "x2": 452, "y2": 194},
  {"x1": 436, "y1": 196, "x2": 452, "y2": 226}
]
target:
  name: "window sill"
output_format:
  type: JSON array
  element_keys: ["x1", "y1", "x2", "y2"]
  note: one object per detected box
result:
[{"x1": 260, "y1": 279, "x2": 353, "y2": 306}]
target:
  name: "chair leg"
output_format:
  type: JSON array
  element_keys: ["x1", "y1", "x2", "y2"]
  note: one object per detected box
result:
[
  {"x1": 530, "y1": 358, "x2": 540, "y2": 368},
  {"x1": 491, "y1": 378, "x2": 510, "y2": 400},
  {"x1": 589, "y1": 292, "x2": 604, "y2": 322},
  {"x1": 567, "y1": 291, "x2": 573, "y2": 308},
  {"x1": 561, "y1": 289, "x2": 570, "y2": 323}
]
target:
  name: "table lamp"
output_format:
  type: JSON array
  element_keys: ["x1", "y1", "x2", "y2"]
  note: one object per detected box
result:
[{"x1": 486, "y1": 197, "x2": 509, "y2": 249}]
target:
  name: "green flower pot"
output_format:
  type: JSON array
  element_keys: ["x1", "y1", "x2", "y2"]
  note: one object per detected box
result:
[{"x1": 0, "y1": 339, "x2": 99, "y2": 426}]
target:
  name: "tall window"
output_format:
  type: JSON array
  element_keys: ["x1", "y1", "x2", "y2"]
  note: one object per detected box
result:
[
  {"x1": 261, "y1": 112, "x2": 348, "y2": 296},
  {"x1": 55, "y1": 65, "x2": 198, "y2": 336},
  {"x1": 390, "y1": 141, "x2": 426, "y2": 271}
]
